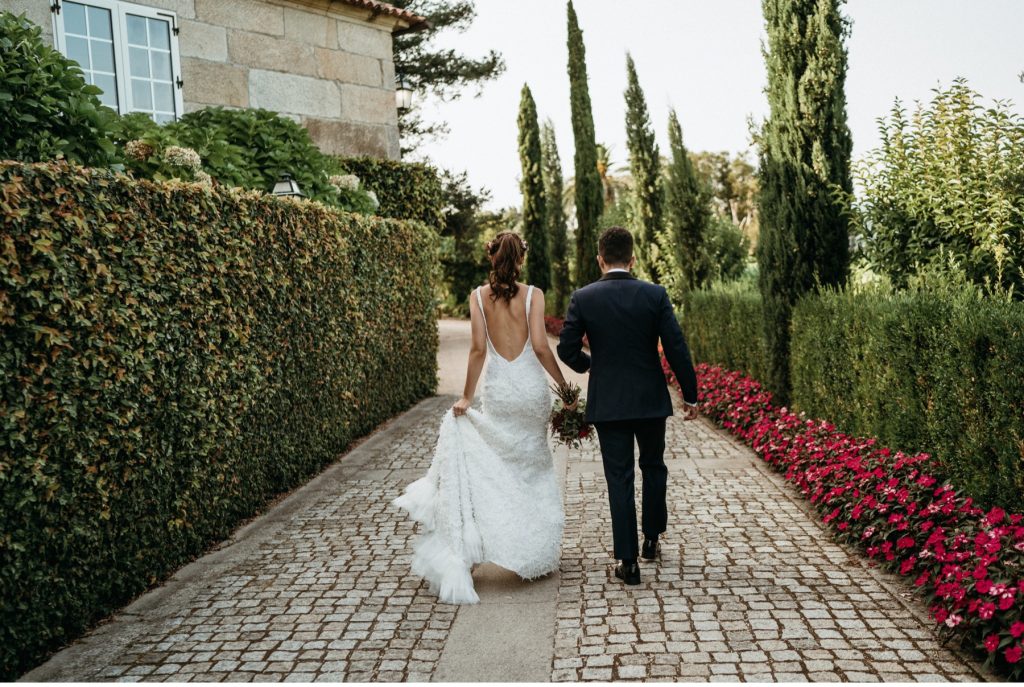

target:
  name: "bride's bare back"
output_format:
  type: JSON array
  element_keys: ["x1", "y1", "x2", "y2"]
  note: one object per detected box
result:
[{"x1": 478, "y1": 283, "x2": 531, "y2": 361}]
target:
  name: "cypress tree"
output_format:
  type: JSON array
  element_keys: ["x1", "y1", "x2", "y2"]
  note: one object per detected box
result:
[
  {"x1": 542, "y1": 119, "x2": 570, "y2": 314},
  {"x1": 517, "y1": 84, "x2": 551, "y2": 292},
  {"x1": 623, "y1": 54, "x2": 664, "y2": 283},
  {"x1": 661, "y1": 109, "x2": 711, "y2": 297},
  {"x1": 566, "y1": 1, "x2": 603, "y2": 285},
  {"x1": 757, "y1": 0, "x2": 854, "y2": 403}
]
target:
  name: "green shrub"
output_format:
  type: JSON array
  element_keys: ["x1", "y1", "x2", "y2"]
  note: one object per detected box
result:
[
  {"x1": 846, "y1": 80, "x2": 1024, "y2": 295},
  {"x1": 338, "y1": 156, "x2": 444, "y2": 228},
  {"x1": 108, "y1": 108, "x2": 377, "y2": 212},
  {"x1": 0, "y1": 12, "x2": 116, "y2": 166},
  {"x1": 0, "y1": 161, "x2": 438, "y2": 679},
  {"x1": 681, "y1": 280, "x2": 767, "y2": 382},
  {"x1": 791, "y1": 284, "x2": 1024, "y2": 511}
]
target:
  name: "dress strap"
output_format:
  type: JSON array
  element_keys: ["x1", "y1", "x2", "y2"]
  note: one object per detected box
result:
[
  {"x1": 525, "y1": 285, "x2": 534, "y2": 336},
  {"x1": 475, "y1": 287, "x2": 491, "y2": 344}
]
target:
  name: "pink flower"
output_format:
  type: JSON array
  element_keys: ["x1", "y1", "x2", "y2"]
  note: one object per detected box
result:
[
  {"x1": 1004, "y1": 645, "x2": 1022, "y2": 664},
  {"x1": 984, "y1": 635, "x2": 1000, "y2": 652},
  {"x1": 1011, "y1": 621, "x2": 1024, "y2": 638},
  {"x1": 976, "y1": 578, "x2": 993, "y2": 594},
  {"x1": 897, "y1": 536, "x2": 916, "y2": 550},
  {"x1": 985, "y1": 507, "x2": 1006, "y2": 526},
  {"x1": 978, "y1": 602, "x2": 996, "y2": 620},
  {"x1": 944, "y1": 614, "x2": 963, "y2": 628}
]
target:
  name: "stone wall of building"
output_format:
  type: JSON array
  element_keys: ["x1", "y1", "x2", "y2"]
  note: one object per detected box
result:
[{"x1": 3, "y1": 0, "x2": 402, "y2": 159}]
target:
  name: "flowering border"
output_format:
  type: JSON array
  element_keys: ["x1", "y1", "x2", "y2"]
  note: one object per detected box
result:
[{"x1": 675, "y1": 361, "x2": 1024, "y2": 678}]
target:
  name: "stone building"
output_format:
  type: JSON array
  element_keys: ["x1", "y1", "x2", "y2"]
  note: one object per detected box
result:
[{"x1": 2, "y1": 0, "x2": 426, "y2": 159}]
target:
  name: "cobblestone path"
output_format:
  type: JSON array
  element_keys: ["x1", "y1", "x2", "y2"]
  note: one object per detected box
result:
[{"x1": 23, "y1": 321, "x2": 990, "y2": 682}]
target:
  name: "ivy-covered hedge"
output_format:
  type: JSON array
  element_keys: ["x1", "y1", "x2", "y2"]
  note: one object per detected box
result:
[
  {"x1": 791, "y1": 286, "x2": 1024, "y2": 513},
  {"x1": 0, "y1": 161, "x2": 438, "y2": 679},
  {"x1": 338, "y1": 156, "x2": 444, "y2": 228},
  {"x1": 681, "y1": 281, "x2": 767, "y2": 382}
]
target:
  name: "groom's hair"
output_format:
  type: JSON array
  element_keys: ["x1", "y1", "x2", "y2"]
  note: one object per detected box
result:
[{"x1": 599, "y1": 226, "x2": 633, "y2": 266}]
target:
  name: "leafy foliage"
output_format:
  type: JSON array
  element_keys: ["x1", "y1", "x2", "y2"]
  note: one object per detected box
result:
[
  {"x1": 0, "y1": 12, "x2": 116, "y2": 166},
  {"x1": 339, "y1": 155, "x2": 445, "y2": 228},
  {"x1": 391, "y1": 0, "x2": 505, "y2": 153},
  {"x1": 542, "y1": 120, "x2": 570, "y2": 316},
  {"x1": 517, "y1": 84, "x2": 551, "y2": 292},
  {"x1": 681, "y1": 280, "x2": 768, "y2": 383},
  {"x1": 756, "y1": 0, "x2": 854, "y2": 404},
  {"x1": 0, "y1": 161, "x2": 438, "y2": 679},
  {"x1": 108, "y1": 109, "x2": 380, "y2": 212},
  {"x1": 791, "y1": 282, "x2": 1024, "y2": 513},
  {"x1": 660, "y1": 109, "x2": 712, "y2": 299},
  {"x1": 566, "y1": 1, "x2": 603, "y2": 286},
  {"x1": 845, "y1": 80, "x2": 1024, "y2": 296},
  {"x1": 690, "y1": 150, "x2": 759, "y2": 250},
  {"x1": 623, "y1": 55, "x2": 664, "y2": 283},
  {"x1": 705, "y1": 216, "x2": 751, "y2": 283},
  {"x1": 437, "y1": 170, "x2": 491, "y2": 316}
]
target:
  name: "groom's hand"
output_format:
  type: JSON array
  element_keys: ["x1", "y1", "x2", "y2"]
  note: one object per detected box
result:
[{"x1": 683, "y1": 403, "x2": 699, "y2": 421}]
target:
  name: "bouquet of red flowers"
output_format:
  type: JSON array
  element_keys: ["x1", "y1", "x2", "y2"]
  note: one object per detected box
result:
[{"x1": 549, "y1": 382, "x2": 593, "y2": 449}]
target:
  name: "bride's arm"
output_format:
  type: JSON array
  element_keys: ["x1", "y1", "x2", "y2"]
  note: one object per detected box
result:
[
  {"x1": 528, "y1": 289, "x2": 568, "y2": 387},
  {"x1": 454, "y1": 289, "x2": 487, "y2": 416}
]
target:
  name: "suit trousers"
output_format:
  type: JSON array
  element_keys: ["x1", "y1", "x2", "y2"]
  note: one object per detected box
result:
[{"x1": 593, "y1": 417, "x2": 668, "y2": 561}]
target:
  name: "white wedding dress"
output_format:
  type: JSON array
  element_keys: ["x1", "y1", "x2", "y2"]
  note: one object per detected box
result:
[{"x1": 393, "y1": 285, "x2": 564, "y2": 604}]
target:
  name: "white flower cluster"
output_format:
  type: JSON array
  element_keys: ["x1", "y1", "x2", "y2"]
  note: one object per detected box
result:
[
  {"x1": 329, "y1": 174, "x2": 360, "y2": 191},
  {"x1": 164, "y1": 146, "x2": 202, "y2": 171},
  {"x1": 124, "y1": 139, "x2": 154, "y2": 162}
]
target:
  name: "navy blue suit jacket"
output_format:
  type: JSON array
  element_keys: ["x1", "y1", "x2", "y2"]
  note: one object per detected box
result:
[{"x1": 556, "y1": 271, "x2": 698, "y2": 423}]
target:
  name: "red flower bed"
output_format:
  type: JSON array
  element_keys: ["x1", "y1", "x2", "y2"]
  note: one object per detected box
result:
[{"x1": 667, "y1": 361, "x2": 1024, "y2": 678}]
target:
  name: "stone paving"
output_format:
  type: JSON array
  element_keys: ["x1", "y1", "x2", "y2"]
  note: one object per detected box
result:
[
  {"x1": 552, "y1": 397, "x2": 989, "y2": 682},
  {"x1": 23, "y1": 324, "x2": 992, "y2": 682}
]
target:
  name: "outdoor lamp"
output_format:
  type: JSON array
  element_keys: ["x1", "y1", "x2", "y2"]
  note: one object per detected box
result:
[
  {"x1": 395, "y1": 75, "x2": 413, "y2": 111},
  {"x1": 272, "y1": 173, "x2": 303, "y2": 197}
]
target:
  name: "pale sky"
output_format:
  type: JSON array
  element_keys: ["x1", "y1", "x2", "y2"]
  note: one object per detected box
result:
[{"x1": 411, "y1": 0, "x2": 1024, "y2": 210}]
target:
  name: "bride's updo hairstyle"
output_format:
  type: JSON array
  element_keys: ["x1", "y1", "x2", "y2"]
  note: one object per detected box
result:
[{"x1": 486, "y1": 231, "x2": 528, "y2": 304}]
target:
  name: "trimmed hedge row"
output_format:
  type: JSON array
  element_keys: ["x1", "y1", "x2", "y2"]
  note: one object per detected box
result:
[
  {"x1": 339, "y1": 156, "x2": 444, "y2": 229},
  {"x1": 0, "y1": 161, "x2": 438, "y2": 678},
  {"x1": 683, "y1": 280, "x2": 1024, "y2": 513},
  {"x1": 791, "y1": 286, "x2": 1024, "y2": 513},
  {"x1": 681, "y1": 281, "x2": 768, "y2": 382}
]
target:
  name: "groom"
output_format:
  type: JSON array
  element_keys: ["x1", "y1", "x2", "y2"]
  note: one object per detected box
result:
[{"x1": 557, "y1": 226, "x2": 699, "y2": 585}]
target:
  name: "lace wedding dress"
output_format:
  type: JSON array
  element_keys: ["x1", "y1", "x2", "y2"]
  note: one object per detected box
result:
[{"x1": 393, "y1": 285, "x2": 564, "y2": 604}]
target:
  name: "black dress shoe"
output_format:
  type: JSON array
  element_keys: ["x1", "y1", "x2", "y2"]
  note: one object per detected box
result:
[
  {"x1": 641, "y1": 537, "x2": 659, "y2": 561},
  {"x1": 614, "y1": 560, "x2": 641, "y2": 585}
]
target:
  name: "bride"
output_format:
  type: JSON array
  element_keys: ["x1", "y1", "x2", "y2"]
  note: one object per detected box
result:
[{"x1": 393, "y1": 231, "x2": 570, "y2": 604}]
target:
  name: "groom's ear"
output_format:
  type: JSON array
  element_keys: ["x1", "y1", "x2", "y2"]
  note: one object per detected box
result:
[{"x1": 628, "y1": 256, "x2": 637, "y2": 269}]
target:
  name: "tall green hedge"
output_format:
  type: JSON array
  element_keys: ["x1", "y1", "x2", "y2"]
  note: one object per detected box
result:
[
  {"x1": 685, "y1": 280, "x2": 1024, "y2": 511},
  {"x1": 338, "y1": 156, "x2": 444, "y2": 229},
  {"x1": 681, "y1": 281, "x2": 768, "y2": 383},
  {"x1": 791, "y1": 286, "x2": 1024, "y2": 512},
  {"x1": 0, "y1": 161, "x2": 438, "y2": 679}
]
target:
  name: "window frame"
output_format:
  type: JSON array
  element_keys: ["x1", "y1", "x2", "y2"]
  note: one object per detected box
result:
[{"x1": 52, "y1": 0, "x2": 185, "y2": 121}]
